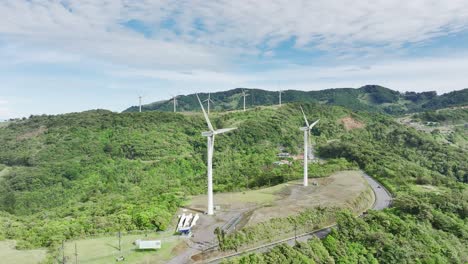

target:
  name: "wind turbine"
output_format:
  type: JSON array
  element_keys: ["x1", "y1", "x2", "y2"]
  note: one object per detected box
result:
[
  {"x1": 171, "y1": 95, "x2": 178, "y2": 112},
  {"x1": 278, "y1": 90, "x2": 284, "y2": 107},
  {"x1": 241, "y1": 89, "x2": 249, "y2": 111},
  {"x1": 138, "y1": 96, "x2": 142, "y2": 113},
  {"x1": 203, "y1": 93, "x2": 215, "y2": 114},
  {"x1": 299, "y1": 106, "x2": 320, "y2": 187},
  {"x1": 197, "y1": 94, "x2": 237, "y2": 215}
]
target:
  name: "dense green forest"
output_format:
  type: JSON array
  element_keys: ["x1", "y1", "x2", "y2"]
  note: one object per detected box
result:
[
  {"x1": 223, "y1": 107, "x2": 468, "y2": 263},
  {"x1": 0, "y1": 101, "x2": 467, "y2": 263},
  {"x1": 124, "y1": 85, "x2": 468, "y2": 115},
  {"x1": 0, "y1": 104, "x2": 348, "y2": 250}
]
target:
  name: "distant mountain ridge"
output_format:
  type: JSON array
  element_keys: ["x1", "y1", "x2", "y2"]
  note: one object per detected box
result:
[{"x1": 124, "y1": 85, "x2": 468, "y2": 115}]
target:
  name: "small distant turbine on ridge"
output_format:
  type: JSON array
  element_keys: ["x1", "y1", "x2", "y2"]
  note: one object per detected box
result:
[
  {"x1": 138, "y1": 96, "x2": 142, "y2": 113},
  {"x1": 241, "y1": 89, "x2": 249, "y2": 111},
  {"x1": 299, "y1": 105, "x2": 320, "y2": 187},
  {"x1": 197, "y1": 94, "x2": 237, "y2": 215},
  {"x1": 203, "y1": 93, "x2": 215, "y2": 114},
  {"x1": 171, "y1": 95, "x2": 178, "y2": 112},
  {"x1": 278, "y1": 90, "x2": 284, "y2": 107}
]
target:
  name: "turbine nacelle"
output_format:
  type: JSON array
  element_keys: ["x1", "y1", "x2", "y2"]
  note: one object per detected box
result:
[{"x1": 201, "y1": 128, "x2": 236, "y2": 137}]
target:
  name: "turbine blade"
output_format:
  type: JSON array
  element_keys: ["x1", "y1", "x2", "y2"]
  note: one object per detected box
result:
[
  {"x1": 309, "y1": 119, "x2": 320, "y2": 129},
  {"x1": 214, "y1": 127, "x2": 237, "y2": 135},
  {"x1": 300, "y1": 106, "x2": 310, "y2": 127},
  {"x1": 197, "y1": 94, "x2": 214, "y2": 131}
]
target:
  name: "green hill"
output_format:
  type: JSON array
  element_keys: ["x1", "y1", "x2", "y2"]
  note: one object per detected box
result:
[
  {"x1": 0, "y1": 103, "x2": 466, "y2": 262},
  {"x1": 124, "y1": 85, "x2": 468, "y2": 115}
]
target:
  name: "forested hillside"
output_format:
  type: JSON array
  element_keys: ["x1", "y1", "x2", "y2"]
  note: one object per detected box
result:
[
  {"x1": 224, "y1": 106, "x2": 468, "y2": 263},
  {"x1": 124, "y1": 85, "x2": 468, "y2": 115},
  {"x1": 0, "y1": 103, "x2": 467, "y2": 263}
]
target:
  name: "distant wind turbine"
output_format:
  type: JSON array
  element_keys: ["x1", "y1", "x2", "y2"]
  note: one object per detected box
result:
[
  {"x1": 278, "y1": 90, "x2": 284, "y2": 107},
  {"x1": 203, "y1": 93, "x2": 215, "y2": 114},
  {"x1": 138, "y1": 96, "x2": 142, "y2": 113},
  {"x1": 197, "y1": 94, "x2": 237, "y2": 215},
  {"x1": 241, "y1": 89, "x2": 249, "y2": 111},
  {"x1": 171, "y1": 95, "x2": 178, "y2": 112},
  {"x1": 299, "y1": 106, "x2": 320, "y2": 187}
]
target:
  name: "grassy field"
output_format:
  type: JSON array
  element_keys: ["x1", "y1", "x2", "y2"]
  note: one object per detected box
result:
[
  {"x1": 0, "y1": 240, "x2": 46, "y2": 264},
  {"x1": 63, "y1": 231, "x2": 183, "y2": 264}
]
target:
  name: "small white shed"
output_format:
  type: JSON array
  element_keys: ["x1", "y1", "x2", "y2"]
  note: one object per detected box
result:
[{"x1": 135, "y1": 239, "x2": 161, "y2": 250}]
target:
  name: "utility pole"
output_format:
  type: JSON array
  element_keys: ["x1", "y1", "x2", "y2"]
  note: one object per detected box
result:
[
  {"x1": 138, "y1": 96, "x2": 142, "y2": 113},
  {"x1": 62, "y1": 240, "x2": 65, "y2": 264},
  {"x1": 294, "y1": 221, "x2": 297, "y2": 244},
  {"x1": 74, "y1": 242, "x2": 78, "y2": 264},
  {"x1": 118, "y1": 230, "x2": 122, "y2": 253}
]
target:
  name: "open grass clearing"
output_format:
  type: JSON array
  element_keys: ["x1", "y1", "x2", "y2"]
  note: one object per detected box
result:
[
  {"x1": 411, "y1": 184, "x2": 447, "y2": 194},
  {"x1": 0, "y1": 240, "x2": 46, "y2": 264},
  {"x1": 64, "y1": 231, "x2": 183, "y2": 264}
]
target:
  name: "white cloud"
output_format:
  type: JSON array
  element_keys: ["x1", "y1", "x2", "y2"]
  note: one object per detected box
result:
[
  {"x1": 113, "y1": 55, "x2": 468, "y2": 94},
  {"x1": 0, "y1": 1, "x2": 468, "y2": 118},
  {"x1": 1, "y1": 0, "x2": 468, "y2": 67}
]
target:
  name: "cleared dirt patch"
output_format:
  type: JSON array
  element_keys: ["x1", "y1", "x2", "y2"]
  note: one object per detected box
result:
[
  {"x1": 341, "y1": 116, "x2": 365, "y2": 130},
  {"x1": 16, "y1": 126, "x2": 47, "y2": 141},
  {"x1": 0, "y1": 240, "x2": 46, "y2": 264},
  {"x1": 246, "y1": 170, "x2": 371, "y2": 226}
]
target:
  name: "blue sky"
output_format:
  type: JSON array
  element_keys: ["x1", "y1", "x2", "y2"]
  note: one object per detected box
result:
[{"x1": 1, "y1": 0, "x2": 468, "y2": 119}]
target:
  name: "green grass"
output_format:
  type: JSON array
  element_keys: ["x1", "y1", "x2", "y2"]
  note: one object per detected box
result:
[
  {"x1": 410, "y1": 184, "x2": 447, "y2": 194},
  {"x1": 0, "y1": 240, "x2": 46, "y2": 264},
  {"x1": 63, "y1": 231, "x2": 182, "y2": 264},
  {"x1": 0, "y1": 166, "x2": 10, "y2": 178}
]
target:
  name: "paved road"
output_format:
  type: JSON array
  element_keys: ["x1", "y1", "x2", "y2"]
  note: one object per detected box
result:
[
  {"x1": 362, "y1": 173, "x2": 392, "y2": 210},
  {"x1": 203, "y1": 173, "x2": 393, "y2": 264}
]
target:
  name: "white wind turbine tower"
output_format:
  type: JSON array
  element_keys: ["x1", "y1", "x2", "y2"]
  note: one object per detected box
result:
[
  {"x1": 197, "y1": 94, "x2": 237, "y2": 215},
  {"x1": 278, "y1": 90, "x2": 284, "y2": 107},
  {"x1": 299, "y1": 106, "x2": 320, "y2": 187},
  {"x1": 203, "y1": 93, "x2": 215, "y2": 114},
  {"x1": 171, "y1": 95, "x2": 178, "y2": 112},
  {"x1": 241, "y1": 89, "x2": 249, "y2": 111},
  {"x1": 138, "y1": 96, "x2": 142, "y2": 113}
]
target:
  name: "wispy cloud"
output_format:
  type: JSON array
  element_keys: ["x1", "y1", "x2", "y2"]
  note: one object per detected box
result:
[
  {"x1": 2, "y1": 0, "x2": 468, "y2": 66},
  {"x1": 1, "y1": 1, "x2": 468, "y2": 118}
]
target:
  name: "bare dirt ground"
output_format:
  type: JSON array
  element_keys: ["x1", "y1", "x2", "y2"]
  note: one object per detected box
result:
[
  {"x1": 340, "y1": 116, "x2": 365, "y2": 130},
  {"x1": 246, "y1": 171, "x2": 369, "y2": 226}
]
